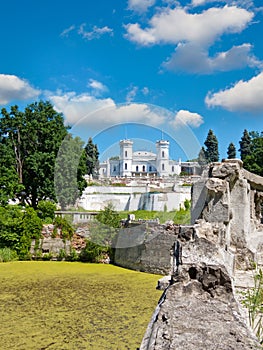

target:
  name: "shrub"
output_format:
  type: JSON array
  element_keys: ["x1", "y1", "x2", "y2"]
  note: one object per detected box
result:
[
  {"x1": 79, "y1": 240, "x2": 109, "y2": 263},
  {"x1": 37, "y1": 201, "x2": 56, "y2": 221},
  {"x1": 0, "y1": 248, "x2": 18, "y2": 262}
]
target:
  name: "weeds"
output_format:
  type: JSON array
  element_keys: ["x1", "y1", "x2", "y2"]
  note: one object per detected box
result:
[{"x1": 241, "y1": 263, "x2": 263, "y2": 343}]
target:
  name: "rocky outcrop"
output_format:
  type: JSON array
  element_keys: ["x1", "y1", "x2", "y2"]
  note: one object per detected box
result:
[
  {"x1": 140, "y1": 160, "x2": 263, "y2": 349},
  {"x1": 140, "y1": 264, "x2": 260, "y2": 350}
]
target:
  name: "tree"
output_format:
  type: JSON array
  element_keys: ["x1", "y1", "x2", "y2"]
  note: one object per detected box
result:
[
  {"x1": 0, "y1": 136, "x2": 23, "y2": 206},
  {"x1": 84, "y1": 137, "x2": 99, "y2": 177},
  {"x1": 197, "y1": 146, "x2": 207, "y2": 166},
  {"x1": 242, "y1": 132, "x2": 263, "y2": 176},
  {"x1": 239, "y1": 129, "x2": 252, "y2": 161},
  {"x1": 0, "y1": 101, "x2": 69, "y2": 208},
  {"x1": 204, "y1": 129, "x2": 219, "y2": 163},
  {"x1": 227, "y1": 142, "x2": 236, "y2": 159},
  {"x1": 54, "y1": 134, "x2": 87, "y2": 210}
]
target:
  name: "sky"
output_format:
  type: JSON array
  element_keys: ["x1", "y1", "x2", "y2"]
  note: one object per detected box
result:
[{"x1": 0, "y1": 0, "x2": 263, "y2": 161}]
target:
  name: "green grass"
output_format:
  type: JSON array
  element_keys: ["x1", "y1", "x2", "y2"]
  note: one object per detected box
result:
[
  {"x1": 119, "y1": 208, "x2": 191, "y2": 225},
  {"x1": 0, "y1": 261, "x2": 162, "y2": 350}
]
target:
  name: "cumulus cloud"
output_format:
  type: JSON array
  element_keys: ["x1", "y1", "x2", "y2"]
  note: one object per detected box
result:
[
  {"x1": 0, "y1": 74, "x2": 40, "y2": 104},
  {"x1": 128, "y1": 0, "x2": 156, "y2": 12},
  {"x1": 78, "y1": 24, "x2": 113, "y2": 40},
  {"x1": 125, "y1": 6, "x2": 253, "y2": 46},
  {"x1": 88, "y1": 79, "x2": 108, "y2": 94},
  {"x1": 48, "y1": 91, "x2": 166, "y2": 129},
  {"x1": 164, "y1": 43, "x2": 262, "y2": 73},
  {"x1": 170, "y1": 110, "x2": 204, "y2": 128},
  {"x1": 205, "y1": 72, "x2": 263, "y2": 112}
]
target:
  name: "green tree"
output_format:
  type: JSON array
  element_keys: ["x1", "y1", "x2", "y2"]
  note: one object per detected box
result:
[
  {"x1": 197, "y1": 146, "x2": 207, "y2": 166},
  {"x1": 204, "y1": 129, "x2": 219, "y2": 163},
  {"x1": 54, "y1": 134, "x2": 87, "y2": 209},
  {"x1": 0, "y1": 136, "x2": 23, "y2": 206},
  {"x1": 242, "y1": 132, "x2": 263, "y2": 176},
  {"x1": 0, "y1": 101, "x2": 69, "y2": 208},
  {"x1": 227, "y1": 142, "x2": 236, "y2": 159},
  {"x1": 239, "y1": 129, "x2": 252, "y2": 161},
  {"x1": 85, "y1": 137, "x2": 99, "y2": 177}
]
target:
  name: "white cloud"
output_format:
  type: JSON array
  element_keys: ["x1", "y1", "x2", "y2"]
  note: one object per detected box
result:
[
  {"x1": 128, "y1": 0, "x2": 156, "y2": 12},
  {"x1": 164, "y1": 43, "x2": 262, "y2": 73},
  {"x1": 205, "y1": 72, "x2": 263, "y2": 112},
  {"x1": 170, "y1": 110, "x2": 204, "y2": 128},
  {"x1": 125, "y1": 6, "x2": 253, "y2": 46},
  {"x1": 0, "y1": 74, "x2": 40, "y2": 104},
  {"x1": 142, "y1": 86, "x2": 149, "y2": 95},
  {"x1": 78, "y1": 24, "x2": 113, "y2": 40},
  {"x1": 191, "y1": 0, "x2": 207, "y2": 5},
  {"x1": 88, "y1": 79, "x2": 108, "y2": 93},
  {"x1": 126, "y1": 86, "x2": 139, "y2": 102},
  {"x1": 60, "y1": 25, "x2": 75, "y2": 37},
  {"x1": 48, "y1": 91, "x2": 166, "y2": 129}
]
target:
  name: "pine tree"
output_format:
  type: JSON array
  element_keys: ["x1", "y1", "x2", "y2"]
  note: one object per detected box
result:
[
  {"x1": 239, "y1": 129, "x2": 251, "y2": 160},
  {"x1": 227, "y1": 142, "x2": 236, "y2": 159},
  {"x1": 84, "y1": 137, "x2": 99, "y2": 177},
  {"x1": 204, "y1": 129, "x2": 219, "y2": 163}
]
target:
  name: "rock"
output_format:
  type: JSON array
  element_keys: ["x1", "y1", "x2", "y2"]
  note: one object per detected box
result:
[{"x1": 140, "y1": 265, "x2": 260, "y2": 350}]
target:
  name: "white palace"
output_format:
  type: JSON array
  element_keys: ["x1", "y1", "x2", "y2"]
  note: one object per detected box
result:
[{"x1": 99, "y1": 139, "x2": 184, "y2": 178}]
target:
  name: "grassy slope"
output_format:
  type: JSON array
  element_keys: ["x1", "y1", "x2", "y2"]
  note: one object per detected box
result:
[{"x1": 0, "y1": 262, "x2": 161, "y2": 350}]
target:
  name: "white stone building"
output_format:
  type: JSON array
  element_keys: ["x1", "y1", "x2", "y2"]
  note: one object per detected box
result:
[{"x1": 99, "y1": 139, "x2": 182, "y2": 178}]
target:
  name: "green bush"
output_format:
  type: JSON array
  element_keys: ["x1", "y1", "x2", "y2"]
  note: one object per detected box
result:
[
  {"x1": 53, "y1": 216, "x2": 74, "y2": 241},
  {"x1": 79, "y1": 240, "x2": 109, "y2": 263},
  {"x1": 0, "y1": 205, "x2": 42, "y2": 259},
  {"x1": 67, "y1": 248, "x2": 79, "y2": 262},
  {"x1": 37, "y1": 201, "x2": 56, "y2": 221},
  {"x1": 0, "y1": 248, "x2": 18, "y2": 262}
]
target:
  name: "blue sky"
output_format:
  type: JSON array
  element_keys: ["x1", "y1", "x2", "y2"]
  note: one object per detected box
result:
[{"x1": 0, "y1": 0, "x2": 263, "y2": 161}]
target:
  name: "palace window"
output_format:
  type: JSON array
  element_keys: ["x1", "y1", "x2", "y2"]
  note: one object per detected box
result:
[
  {"x1": 162, "y1": 163, "x2": 165, "y2": 171},
  {"x1": 142, "y1": 165, "x2": 145, "y2": 172},
  {"x1": 125, "y1": 163, "x2": 127, "y2": 170},
  {"x1": 136, "y1": 165, "x2": 139, "y2": 172},
  {"x1": 172, "y1": 166, "x2": 174, "y2": 172},
  {"x1": 162, "y1": 151, "x2": 165, "y2": 158},
  {"x1": 149, "y1": 166, "x2": 152, "y2": 172},
  {"x1": 125, "y1": 151, "x2": 127, "y2": 157}
]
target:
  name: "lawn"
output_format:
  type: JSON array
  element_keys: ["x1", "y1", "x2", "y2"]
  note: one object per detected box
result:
[{"x1": 0, "y1": 262, "x2": 162, "y2": 350}]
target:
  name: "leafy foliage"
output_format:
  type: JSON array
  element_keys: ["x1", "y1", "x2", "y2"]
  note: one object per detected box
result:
[
  {"x1": 53, "y1": 216, "x2": 74, "y2": 241},
  {"x1": 0, "y1": 206, "x2": 42, "y2": 259},
  {"x1": 54, "y1": 134, "x2": 87, "y2": 209},
  {"x1": 0, "y1": 247, "x2": 18, "y2": 262},
  {"x1": 79, "y1": 240, "x2": 110, "y2": 263},
  {"x1": 37, "y1": 200, "x2": 56, "y2": 222},
  {"x1": 0, "y1": 101, "x2": 69, "y2": 208}
]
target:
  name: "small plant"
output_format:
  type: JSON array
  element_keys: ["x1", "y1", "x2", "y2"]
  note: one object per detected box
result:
[
  {"x1": 0, "y1": 248, "x2": 18, "y2": 262},
  {"x1": 42, "y1": 252, "x2": 53, "y2": 261},
  {"x1": 58, "y1": 249, "x2": 67, "y2": 261},
  {"x1": 241, "y1": 262, "x2": 263, "y2": 343}
]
